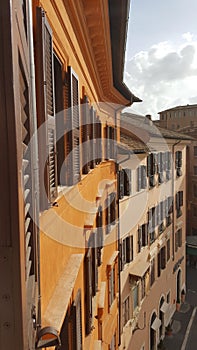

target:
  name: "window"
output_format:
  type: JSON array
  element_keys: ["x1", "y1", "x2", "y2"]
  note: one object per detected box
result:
[
  {"x1": 88, "y1": 233, "x2": 98, "y2": 297},
  {"x1": 194, "y1": 166, "x2": 197, "y2": 176},
  {"x1": 193, "y1": 205, "x2": 197, "y2": 217},
  {"x1": 158, "y1": 153, "x2": 165, "y2": 184},
  {"x1": 175, "y1": 229, "x2": 182, "y2": 252},
  {"x1": 194, "y1": 146, "x2": 197, "y2": 156},
  {"x1": 150, "y1": 259, "x2": 155, "y2": 286},
  {"x1": 175, "y1": 151, "x2": 182, "y2": 177},
  {"x1": 166, "y1": 197, "x2": 173, "y2": 227},
  {"x1": 158, "y1": 201, "x2": 165, "y2": 234},
  {"x1": 96, "y1": 206, "x2": 103, "y2": 266},
  {"x1": 132, "y1": 284, "x2": 139, "y2": 311},
  {"x1": 105, "y1": 125, "x2": 116, "y2": 160},
  {"x1": 123, "y1": 296, "x2": 130, "y2": 327},
  {"x1": 137, "y1": 165, "x2": 147, "y2": 191},
  {"x1": 105, "y1": 192, "x2": 116, "y2": 234},
  {"x1": 148, "y1": 207, "x2": 156, "y2": 243},
  {"x1": 85, "y1": 248, "x2": 93, "y2": 335},
  {"x1": 147, "y1": 153, "x2": 157, "y2": 188},
  {"x1": 194, "y1": 184, "x2": 197, "y2": 198},
  {"x1": 167, "y1": 239, "x2": 170, "y2": 261},
  {"x1": 122, "y1": 235, "x2": 133, "y2": 268},
  {"x1": 165, "y1": 152, "x2": 172, "y2": 180},
  {"x1": 176, "y1": 191, "x2": 183, "y2": 218},
  {"x1": 157, "y1": 247, "x2": 166, "y2": 278},
  {"x1": 138, "y1": 224, "x2": 148, "y2": 252},
  {"x1": 109, "y1": 265, "x2": 116, "y2": 308},
  {"x1": 118, "y1": 168, "x2": 132, "y2": 198}
]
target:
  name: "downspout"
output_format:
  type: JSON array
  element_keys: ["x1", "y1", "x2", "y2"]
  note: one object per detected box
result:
[
  {"x1": 172, "y1": 140, "x2": 181, "y2": 261},
  {"x1": 27, "y1": 0, "x2": 41, "y2": 327},
  {"x1": 115, "y1": 106, "x2": 133, "y2": 345}
]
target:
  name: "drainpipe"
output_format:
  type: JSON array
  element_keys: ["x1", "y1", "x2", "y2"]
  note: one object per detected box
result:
[
  {"x1": 172, "y1": 140, "x2": 181, "y2": 261},
  {"x1": 27, "y1": 0, "x2": 41, "y2": 328}
]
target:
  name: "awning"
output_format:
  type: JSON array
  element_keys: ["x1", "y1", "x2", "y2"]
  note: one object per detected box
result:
[
  {"x1": 160, "y1": 301, "x2": 169, "y2": 314},
  {"x1": 151, "y1": 317, "x2": 161, "y2": 331},
  {"x1": 42, "y1": 254, "x2": 83, "y2": 331},
  {"x1": 164, "y1": 304, "x2": 176, "y2": 327},
  {"x1": 129, "y1": 253, "x2": 150, "y2": 277}
]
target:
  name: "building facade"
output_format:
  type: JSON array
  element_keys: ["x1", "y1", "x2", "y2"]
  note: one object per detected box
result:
[
  {"x1": 157, "y1": 105, "x2": 197, "y2": 259},
  {"x1": 117, "y1": 114, "x2": 190, "y2": 350},
  {"x1": 0, "y1": 1, "x2": 140, "y2": 349}
]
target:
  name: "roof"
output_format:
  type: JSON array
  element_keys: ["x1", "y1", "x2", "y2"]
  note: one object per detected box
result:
[
  {"x1": 119, "y1": 132, "x2": 149, "y2": 153},
  {"x1": 121, "y1": 112, "x2": 194, "y2": 141},
  {"x1": 159, "y1": 103, "x2": 197, "y2": 114},
  {"x1": 108, "y1": 0, "x2": 142, "y2": 103}
]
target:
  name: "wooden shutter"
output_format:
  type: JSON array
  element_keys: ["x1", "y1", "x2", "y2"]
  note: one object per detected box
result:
[
  {"x1": 70, "y1": 289, "x2": 82, "y2": 350},
  {"x1": 96, "y1": 117, "x2": 102, "y2": 163},
  {"x1": 85, "y1": 248, "x2": 92, "y2": 335},
  {"x1": 36, "y1": 7, "x2": 57, "y2": 206},
  {"x1": 161, "y1": 246, "x2": 166, "y2": 269},
  {"x1": 81, "y1": 95, "x2": 90, "y2": 174},
  {"x1": 110, "y1": 192, "x2": 116, "y2": 224},
  {"x1": 90, "y1": 107, "x2": 96, "y2": 169},
  {"x1": 91, "y1": 232, "x2": 98, "y2": 296},
  {"x1": 105, "y1": 196, "x2": 111, "y2": 234},
  {"x1": 96, "y1": 206, "x2": 103, "y2": 266},
  {"x1": 142, "y1": 223, "x2": 148, "y2": 246},
  {"x1": 124, "y1": 168, "x2": 131, "y2": 195},
  {"x1": 105, "y1": 124, "x2": 110, "y2": 160},
  {"x1": 137, "y1": 166, "x2": 142, "y2": 191},
  {"x1": 138, "y1": 227, "x2": 142, "y2": 253},
  {"x1": 141, "y1": 165, "x2": 147, "y2": 189},
  {"x1": 126, "y1": 236, "x2": 133, "y2": 262},
  {"x1": 157, "y1": 252, "x2": 161, "y2": 277},
  {"x1": 147, "y1": 154, "x2": 151, "y2": 176},
  {"x1": 68, "y1": 66, "x2": 80, "y2": 184},
  {"x1": 118, "y1": 170, "x2": 125, "y2": 199}
]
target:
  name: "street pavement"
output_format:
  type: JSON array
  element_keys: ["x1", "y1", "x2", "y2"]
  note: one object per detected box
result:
[{"x1": 163, "y1": 265, "x2": 197, "y2": 350}]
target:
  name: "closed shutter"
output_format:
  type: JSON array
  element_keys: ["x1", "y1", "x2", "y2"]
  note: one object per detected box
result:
[
  {"x1": 85, "y1": 248, "x2": 92, "y2": 335},
  {"x1": 96, "y1": 117, "x2": 102, "y2": 163},
  {"x1": 105, "y1": 196, "x2": 111, "y2": 234},
  {"x1": 124, "y1": 168, "x2": 131, "y2": 195},
  {"x1": 147, "y1": 154, "x2": 151, "y2": 176},
  {"x1": 168, "y1": 196, "x2": 173, "y2": 214},
  {"x1": 36, "y1": 7, "x2": 57, "y2": 206},
  {"x1": 81, "y1": 95, "x2": 90, "y2": 174},
  {"x1": 157, "y1": 252, "x2": 161, "y2": 277},
  {"x1": 161, "y1": 246, "x2": 166, "y2": 269},
  {"x1": 126, "y1": 236, "x2": 133, "y2": 262}
]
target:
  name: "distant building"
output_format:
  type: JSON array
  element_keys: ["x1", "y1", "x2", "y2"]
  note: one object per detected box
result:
[
  {"x1": 157, "y1": 105, "x2": 197, "y2": 239},
  {"x1": 117, "y1": 113, "x2": 191, "y2": 350}
]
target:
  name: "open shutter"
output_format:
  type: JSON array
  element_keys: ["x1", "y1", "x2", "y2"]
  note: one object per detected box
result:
[
  {"x1": 96, "y1": 206, "x2": 103, "y2": 266},
  {"x1": 157, "y1": 252, "x2": 161, "y2": 277},
  {"x1": 36, "y1": 7, "x2": 57, "y2": 207},
  {"x1": 137, "y1": 166, "x2": 142, "y2": 191},
  {"x1": 118, "y1": 170, "x2": 125, "y2": 199},
  {"x1": 161, "y1": 247, "x2": 166, "y2": 269},
  {"x1": 138, "y1": 227, "x2": 142, "y2": 253},
  {"x1": 110, "y1": 192, "x2": 116, "y2": 224},
  {"x1": 81, "y1": 95, "x2": 90, "y2": 174},
  {"x1": 68, "y1": 66, "x2": 80, "y2": 184},
  {"x1": 105, "y1": 196, "x2": 111, "y2": 234},
  {"x1": 90, "y1": 232, "x2": 98, "y2": 297},
  {"x1": 142, "y1": 223, "x2": 148, "y2": 246},
  {"x1": 124, "y1": 168, "x2": 131, "y2": 195},
  {"x1": 96, "y1": 117, "x2": 102, "y2": 163},
  {"x1": 141, "y1": 165, "x2": 147, "y2": 189},
  {"x1": 90, "y1": 107, "x2": 96, "y2": 169},
  {"x1": 85, "y1": 248, "x2": 92, "y2": 335}
]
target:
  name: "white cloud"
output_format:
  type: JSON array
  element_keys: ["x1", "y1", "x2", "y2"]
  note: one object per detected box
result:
[{"x1": 124, "y1": 35, "x2": 197, "y2": 119}]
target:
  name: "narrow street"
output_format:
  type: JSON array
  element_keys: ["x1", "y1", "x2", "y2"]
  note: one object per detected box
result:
[{"x1": 163, "y1": 265, "x2": 197, "y2": 349}]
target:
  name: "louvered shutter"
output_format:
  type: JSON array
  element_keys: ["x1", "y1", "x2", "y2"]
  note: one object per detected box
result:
[
  {"x1": 36, "y1": 7, "x2": 57, "y2": 206},
  {"x1": 176, "y1": 193, "x2": 179, "y2": 210},
  {"x1": 118, "y1": 170, "x2": 125, "y2": 199},
  {"x1": 96, "y1": 206, "x2": 103, "y2": 266},
  {"x1": 157, "y1": 252, "x2": 161, "y2": 277},
  {"x1": 124, "y1": 168, "x2": 131, "y2": 195},
  {"x1": 68, "y1": 66, "x2": 80, "y2": 184},
  {"x1": 19, "y1": 58, "x2": 36, "y2": 286},
  {"x1": 161, "y1": 247, "x2": 166, "y2": 269},
  {"x1": 105, "y1": 196, "x2": 111, "y2": 234},
  {"x1": 110, "y1": 192, "x2": 116, "y2": 224},
  {"x1": 96, "y1": 117, "x2": 102, "y2": 163},
  {"x1": 138, "y1": 227, "x2": 142, "y2": 253},
  {"x1": 137, "y1": 166, "x2": 142, "y2": 191},
  {"x1": 81, "y1": 95, "x2": 90, "y2": 174},
  {"x1": 147, "y1": 154, "x2": 151, "y2": 176},
  {"x1": 153, "y1": 153, "x2": 157, "y2": 174},
  {"x1": 59, "y1": 311, "x2": 69, "y2": 350},
  {"x1": 105, "y1": 125, "x2": 110, "y2": 160},
  {"x1": 142, "y1": 223, "x2": 148, "y2": 246},
  {"x1": 90, "y1": 107, "x2": 96, "y2": 169},
  {"x1": 85, "y1": 248, "x2": 92, "y2": 335},
  {"x1": 141, "y1": 165, "x2": 147, "y2": 189},
  {"x1": 178, "y1": 151, "x2": 182, "y2": 167},
  {"x1": 175, "y1": 151, "x2": 179, "y2": 169},
  {"x1": 91, "y1": 232, "x2": 98, "y2": 296},
  {"x1": 179, "y1": 191, "x2": 183, "y2": 206}
]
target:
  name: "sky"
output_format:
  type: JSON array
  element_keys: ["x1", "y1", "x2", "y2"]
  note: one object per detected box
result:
[{"x1": 124, "y1": 0, "x2": 197, "y2": 119}]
